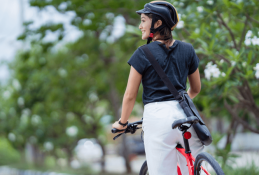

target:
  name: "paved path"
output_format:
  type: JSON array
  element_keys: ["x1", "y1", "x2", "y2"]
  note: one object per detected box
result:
[
  {"x1": 1, "y1": 151, "x2": 259, "y2": 174},
  {"x1": 96, "y1": 151, "x2": 259, "y2": 174}
]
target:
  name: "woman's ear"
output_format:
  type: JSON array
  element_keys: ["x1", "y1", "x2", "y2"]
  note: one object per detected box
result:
[{"x1": 154, "y1": 20, "x2": 162, "y2": 29}]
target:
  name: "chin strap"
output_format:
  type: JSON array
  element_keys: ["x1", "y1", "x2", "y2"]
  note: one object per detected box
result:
[{"x1": 147, "y1": 33, "x2": 154, "y2": 44}]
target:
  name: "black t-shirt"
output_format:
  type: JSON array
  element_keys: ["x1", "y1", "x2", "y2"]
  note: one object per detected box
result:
[{"x1": 127, "y1": 40, "x2": 199, "y2": 105}]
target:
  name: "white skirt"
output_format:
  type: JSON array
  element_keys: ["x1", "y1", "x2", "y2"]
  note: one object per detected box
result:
[{"x1": 143, "y1": 100, "x2": 204, "y2": 175}]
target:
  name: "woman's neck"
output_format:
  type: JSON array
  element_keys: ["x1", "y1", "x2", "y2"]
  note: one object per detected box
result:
[
  {"x1": 154, "y1": 39, "x2": 175, "y2": 47},
  {"x1": 152, "y1": 32, "x2": 175, "y2": 47}
]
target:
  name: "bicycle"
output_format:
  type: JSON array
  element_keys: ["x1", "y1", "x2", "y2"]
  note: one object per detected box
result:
[{"x1": 111, "y1": 116, "x2": 225, "y2": 175}]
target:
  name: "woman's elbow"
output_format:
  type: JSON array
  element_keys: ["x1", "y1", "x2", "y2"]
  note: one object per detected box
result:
[
  {"x1": 124, "y1": 92, "x2": 136, "y2": 101},
  {"x1": 193, "y1": 86, "x2": 201, "y2": 94},
  {"x1": 190, "y1": 84, "x2": 201, "y2": 94},
  {"x1": 194, "y1": 88, "x2": 201, "y2": 94}
]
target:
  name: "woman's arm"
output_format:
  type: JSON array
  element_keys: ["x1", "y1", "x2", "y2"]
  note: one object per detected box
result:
[
  {"x1": 112, "y1": 66, "x2": 142, "y2": 130},
  {"x1": 187, "y1": 68, "x2": 201, "y2": 99}
]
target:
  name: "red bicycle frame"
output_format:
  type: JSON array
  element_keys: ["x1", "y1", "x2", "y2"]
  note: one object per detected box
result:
[{"x1": 176, "y1": 132, "x2": 210, "y2": 175}]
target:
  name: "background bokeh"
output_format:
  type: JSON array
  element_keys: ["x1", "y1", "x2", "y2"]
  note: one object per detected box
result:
[{"x1": 0, "y1": 0, "x2": 259, "y2": 174}]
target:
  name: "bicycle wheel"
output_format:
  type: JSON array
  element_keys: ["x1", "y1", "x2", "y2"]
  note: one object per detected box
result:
[
  {"x1": 194, "y1": 152, "x2": 224, "y2": 175},
  {"x1": 139, "y1": 160, "x2": 149, "y2": 175}
]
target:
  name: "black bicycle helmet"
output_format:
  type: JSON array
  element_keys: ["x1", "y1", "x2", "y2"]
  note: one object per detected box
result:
[{"x1": 136, "y1": 1, "x2": 179, "y2": 44}]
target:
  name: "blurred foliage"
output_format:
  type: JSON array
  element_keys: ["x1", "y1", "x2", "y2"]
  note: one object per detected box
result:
[
  {"x1": 186, "y1": 0, "x2": 259, "y2": 135},
  {"x1": 210, "y1": 133, "x2": 239, "y2": 169},
  {"x1": 0, "y1": 137, "x2": 20, "y2": 165},
  {"x1": 223, "y1": 163, "x2": 259, "y2": 175},
  {"x1": 0, "y1": 0, "x2": 259, "y2": 173}
]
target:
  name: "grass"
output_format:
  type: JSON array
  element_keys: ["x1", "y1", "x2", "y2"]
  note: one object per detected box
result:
[
  {"x1": 2, "y1": 162, "x2": 139, "y2": 175},
  {"x1": 4, "y1": 162, "x2": 93, "y2": 175},
  {"x1": 222, "y1": 163, "x2": 259, "y2": 175}
]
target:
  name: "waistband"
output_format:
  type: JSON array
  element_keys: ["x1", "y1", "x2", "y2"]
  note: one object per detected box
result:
[{"x1": 144, "y1": 100, "x2": 178, "y2": 108}]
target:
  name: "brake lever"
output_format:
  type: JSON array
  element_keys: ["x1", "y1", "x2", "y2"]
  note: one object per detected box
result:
[{"x1": 113, "y1": 133, "x2": 124, "y2": 140}]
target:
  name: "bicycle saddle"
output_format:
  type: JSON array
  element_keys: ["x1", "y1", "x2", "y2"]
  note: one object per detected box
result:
[{"x1": 172, "y1": 116, "x2": 199, "y2": 129}]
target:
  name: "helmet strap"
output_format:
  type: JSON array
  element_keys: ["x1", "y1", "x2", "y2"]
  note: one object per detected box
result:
[
  {"x1": 147, "y1": 33, "x2": 153, "y2": 44},
  {"x1": 147, "y1": 15, "x2": 167, "y2": 44}
]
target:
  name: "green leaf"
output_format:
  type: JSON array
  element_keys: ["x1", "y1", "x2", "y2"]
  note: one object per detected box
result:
[
  {"x1": 204, "y1": 29, "x2": 212, "y2": 38},
  {"x1": 209, "y1": 39, "x2": 215, "y2": 51},
  {"x1": 247, "y1": 51, "x2": 253, "y2": 64},
  {"x1": 200, "y1": 23, "x2": 206, "y2": 35},
  {"x1": 229, "y1": 2, "x2": 242, "y2": 10},
  {"x1": 251, "y1": 27, "x2": 259, "y2": 37},
  {"x1": 226, "y1": 66, "x2": 235, "y2": 76},
  {"x1": 223, "y1": 0, "x2": 230, "y2": 7},
  {"x1": 196, "y1": 38, "x2": 208, "y2": 52},
  {"x1": 225, "y1": 49, "x2": 235, "y2": 59},
  {"x1": 245, "y1": 70, "x2": 253, "y2": 78},
  {"x1": 17, "y1": 34, "x2": 26, "y2": 40}
]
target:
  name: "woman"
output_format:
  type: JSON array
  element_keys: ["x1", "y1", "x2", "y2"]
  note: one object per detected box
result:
[{"x1": 112, "y1": 1, "x2": 204, "y2": 174}]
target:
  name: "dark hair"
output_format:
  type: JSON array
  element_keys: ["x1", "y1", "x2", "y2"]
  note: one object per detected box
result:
[{"x1": 145, "y1": 13, "x2": 173, "y2": 50}]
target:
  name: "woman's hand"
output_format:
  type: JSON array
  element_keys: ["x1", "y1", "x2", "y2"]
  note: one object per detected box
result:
[{"x1": 112, "y1": 121, "x2": 128, "y2": 134}]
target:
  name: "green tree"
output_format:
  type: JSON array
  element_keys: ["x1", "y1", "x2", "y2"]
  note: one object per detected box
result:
[
  {"x1": 8, "y1": 0, "x2": 150, "y2": 172},
  {"x1": 179, "y1": 0, "x2": 259, "y2": 147},
  {"x1": 1, "y1": 0, "x2": 259, "y2": 173},
  {"x1": 1, "y1": 0, "x2": 147, "y2": 172}
]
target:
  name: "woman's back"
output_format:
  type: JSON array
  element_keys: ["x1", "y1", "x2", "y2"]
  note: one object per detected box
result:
[{"x1": 128, "y1": 40, "x2": 199, "y2": 105}]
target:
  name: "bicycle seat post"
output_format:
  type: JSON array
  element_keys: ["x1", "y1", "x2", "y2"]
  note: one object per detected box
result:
[
  {"x1": 179, "y1": 125, "x2": 192, "y2": 154},
  {"x1": 181, "y1": 127, "x2": 195, "y2": 174},
  {"x1": 183, "y1": 132, "x2": 191, "y2": 154}
]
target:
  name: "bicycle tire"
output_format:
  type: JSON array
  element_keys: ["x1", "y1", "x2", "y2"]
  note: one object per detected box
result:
[
  {"x1": 194, "y1": 152, "x2": 225, "y2": 175},
  {"x1": 139, "y1": 160, "x2": 149, "y2": 175}
]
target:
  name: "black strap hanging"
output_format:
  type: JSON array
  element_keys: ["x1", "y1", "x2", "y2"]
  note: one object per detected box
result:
[
  {"x1": 140, "y1": 45, "x2": 182, "y2": 101},
  {"x1": 139, "y1": 44, "x2": 212, "y2": 146}
]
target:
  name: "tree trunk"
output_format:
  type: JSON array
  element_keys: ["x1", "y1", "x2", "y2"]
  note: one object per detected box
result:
[
  {"x1": 27, "y1": 144, "x2": 45, "y2": 167},
  {"x1": 225, "y1": 118, "x2": 238, "y2": 149},
  {"x1": 66, "y1": 148, "x2": 73, "y2": 167},
  {"x1": 217, "y1": 118, "x2": 224, "y2": 134},
  {"x1": 35, "y1": 146, "x2": 45, "y2": 167},
  {"x1": 97, "y1": 139, "x2": 106, "y2": 173}
]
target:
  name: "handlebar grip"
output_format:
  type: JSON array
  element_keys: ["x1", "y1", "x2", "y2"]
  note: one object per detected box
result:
[
  {"x1": 111, "y1": 128, "x2": 126, "y2": 133},
  {"x1": 111, "y1": 128, "x2": 118, "y2": 133}
]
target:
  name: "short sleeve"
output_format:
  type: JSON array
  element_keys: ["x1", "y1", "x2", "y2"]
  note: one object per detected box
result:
[
  {"x1": 188, "y1": 46, "x2": 200, "y2": 75},
  {"x1": 127, "y1": 48, "x2": 149, "y2": 75}
]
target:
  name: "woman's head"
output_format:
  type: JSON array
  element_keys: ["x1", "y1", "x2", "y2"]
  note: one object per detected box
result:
[
  {"x1": 139, "y1": 13, "x2": 173, "y2": 48},
  {"x1": 136, "y1": 1, "x2": 179, "y2": 48}
]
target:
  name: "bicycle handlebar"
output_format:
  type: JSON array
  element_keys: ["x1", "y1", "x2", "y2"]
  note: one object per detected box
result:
[
  {"x1": 111, "y1": 120, "x2": 143, "y2": 140},
  {"x1": 111, "y1": 117, "x2": 198, "y2": 141}
]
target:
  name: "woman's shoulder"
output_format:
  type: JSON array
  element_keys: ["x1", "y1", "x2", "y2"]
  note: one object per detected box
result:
[
  {"x1": 176, "y1": 40, "x2": 193, "y2": 48},
  {"x1": 129, "y1": 46, "x2": 147, "y2": 60},
  {"x1": 175, "y1": 40, "x2": 196, "y2": 55},
  {"x1": 134, "y1": 46, "x2": 146, "y2": 56}
]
